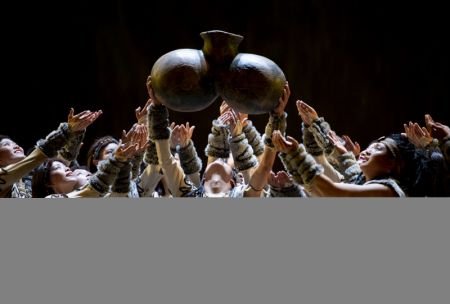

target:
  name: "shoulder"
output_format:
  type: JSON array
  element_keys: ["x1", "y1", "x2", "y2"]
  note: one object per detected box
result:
[{"x1": 364, "y1": 178, "x2": 405, "y2": 197}]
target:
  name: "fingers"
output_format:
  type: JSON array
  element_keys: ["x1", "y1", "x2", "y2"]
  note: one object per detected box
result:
[{"x1": 68, "y1": 108, "x2": 74, "y2": 120}]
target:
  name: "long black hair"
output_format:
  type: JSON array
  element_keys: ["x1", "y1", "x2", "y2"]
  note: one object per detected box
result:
[
  {"x1": 385, "y1": 133, "x2": 438, "y2": 196},
  {"x1": 31, "y1": 158, "x2": 59, "y2": 198}
]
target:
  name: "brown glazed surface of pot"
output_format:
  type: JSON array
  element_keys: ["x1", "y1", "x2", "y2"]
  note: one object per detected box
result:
[
  {"x1": 216, "y1": 53, "x2": 286, "y2": 114},
  {"x1": 150, "y1": 48, "x2": 218, "y2": 112},
  {"x1": 149, "y1": 30, "x2": 286, "y2": 113}
]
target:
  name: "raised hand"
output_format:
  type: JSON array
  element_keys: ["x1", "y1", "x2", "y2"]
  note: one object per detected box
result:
[
  {"x1": 272, "y1": 130, "x2": 299, "y2": 154},
  {"x1": 273, "y1": 81, "x2": 290, "y2": 115},
  {"x1": 178, "y1": 122, "x2": 195, "y2": 148},
  {"x1": 327, "y1": 130, "x2": 348, "y2": 155},
  {"x1": 221, "y1": 109, "x2": 243, "y2": 137},
  {"x1": 68, "y1": 108, "x2": 103, "y2": 132},
  {"x1": 424, "y1": 114, "x2": 450, "y2": 140},
  {"x1": 121, "y1": 123, "x2": 147, "y2": 148},
  {"x1": 403, "y1": 121, "x2": 433, "y2": 148},
  {"x1": 146, "y1": 76, "x2": 161, "y2": 106},
  {"x1": 268, "y1": 170, "x2": 294, "y2": 188},
  {"x1": 114, "y1": 140, "x2": 139, "y2": 162},
  {"x1": 342, "y1": 135, "x2": 361, "y2": 157},
  {"x1": 135, "y1": 99, "x2": 152, "y2": 124},
  {"x1": 220, "y1": 100, "x2": 231, "y2": 116},
  {"x1": 296, "y1": 100, "x2": 318, "y2": 126}
]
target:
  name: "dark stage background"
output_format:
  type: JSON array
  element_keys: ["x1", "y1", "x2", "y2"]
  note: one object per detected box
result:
[{"x1": 2, "y1": 0, "x2": 449, "y2": 170}]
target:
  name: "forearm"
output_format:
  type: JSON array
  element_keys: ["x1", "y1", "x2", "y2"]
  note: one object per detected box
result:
[
  {"x1": 309, "y1": 175, "x2": 397, "y2": 197},
  {"x1": 314, "y1": 154, "x2": 343, "y2": 182},
  {"x1": 0, "y1": 148, "x2": 47, "y2": 193},
  {"x1": 156, "y1": 139, "x2": 193, "y2": 197},
  {"x1": 246, "y1": 146, "x2": 277, "y2": 197},
  {"x1": 137, "y1": 164, "x2": 164, "y2": 197}
]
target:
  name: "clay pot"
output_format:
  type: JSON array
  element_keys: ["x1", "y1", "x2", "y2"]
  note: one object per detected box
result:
[
  {"x1": 150, "y1": 48, "x2": 218, "y2": 112},
  {"x1": 150, "y1": 30, "x2": 286, "y2": 114},
  {"x1": 216, "y1": 53, "x2": 286, "y2": 114}
]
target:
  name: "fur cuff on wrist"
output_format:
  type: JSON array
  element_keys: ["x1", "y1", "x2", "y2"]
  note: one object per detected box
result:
[
  {"x1": 90, "y1": 155, "x2": 128, "y2": 195},
  {"x1": 295, "y1": 149, "x2": 324, "y2": 184},
  {"x1": 278, "y1": 152, "x2": 304, "y2": 185},
  {"x1": 310, "y1": 117, "x2": 334, "y2": 155},
  {"x1": 36, "y1": 122, "x2": 70, "y2": 158},
  {"x1": 302, "y1": 122, "x2": 323, "y2": 156},
  {"x1": 264, "y1": 112, "x2": 287, "y2": 147},
  {"x1": 270, "y1": 184, "x2": 306, "y2": 197},
  {"x1": 178, "y1": 140, "x2": 202, "y2": 174},
  {"x1": 243, "y1": 120, "x2": 264, "y2": 156},
  {"x1": 205, "y1": 120, "x2": 230, "y2": 158},
  {"x1": 230, "y1": 133, "x2": 258, "y2": 171},
  {"x1": 144, "y1": 140, "x2": 159, "y2": 165},
  {"x1": 112, "y1": 161, "x2": 132, "y2": 193},
  {"x1": 148, "y1": 104, "x2": 170, "y2": 140}
]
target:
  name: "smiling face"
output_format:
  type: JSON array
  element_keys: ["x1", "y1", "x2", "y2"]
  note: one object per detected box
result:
[
  {"x1": 358, "y1": 141, "x2": 396, "y2": 180},
  {"x1": 47, "y1": 161, "x2": 79, "y2": 194},
  {"x1": 203, "y1": 159, "x2": 234, "y2": 197},
  {"x1": 0, "y1": 138, "x2": 25, "y2": 167}
]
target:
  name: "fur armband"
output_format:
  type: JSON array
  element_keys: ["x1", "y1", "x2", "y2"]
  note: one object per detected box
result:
[
  {"x1": 131, "y1": 153, "x2": 144, "y2": 180},
  {"x1": 144, "y1": 140, "x2": 159, "y2": 165},
  {"x1": 270, "y1": 183, "x2": 307, "y2": 197},
  {"x1": 310, "y1": 117, "x2": 334, "y2": 155},
  {"x1": 112, "y1": 161, "x2": 132, "y2": 193},
  {"x1": 243, "y1": 120, "x2": 264, "y2": 156},
  {"x1": 302, "y1": 122, "x2": 323, "y2": 156},
  {"x1": 36, "y1": 122, "x2": 71, "y2": 158},
  {"x1": 148, "y1": 104, "x2": 170, "y2": 140},
  {"x1": 178, "y1": 140, "x2": 202, "y2": 174},
  {"x1": 263, "y1": 112, "x2": 287, "y2": 148},
  {"x1": 336, "y1": 151, "x2": 362, "y2": 182},
  {"x1": 205, "y1": 119, "x2": 230, "y2": 158},
  {"x1": 90, "y1": 154, "x2": 128, "y2": 195},
  {"x1": 278, "y1": 151, "x2": 304, "y2": 185},
  {"x1": 230, "y1": 133, "x2": 258, "y2": 171}
]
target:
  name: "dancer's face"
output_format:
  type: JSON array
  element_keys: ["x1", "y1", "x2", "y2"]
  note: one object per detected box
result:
[
  {"x1": 358, "y1": 142, "x2": 396, "y2": 180},
  {"x1": 0, "y1": 138, "x2": 25, "y2": 167},
  {"x1": 203, "y1": 160, "x2": 233, "y2": 197},
  {"x1": 47, "y1": 161, "x2": 79, "y2": 194}
]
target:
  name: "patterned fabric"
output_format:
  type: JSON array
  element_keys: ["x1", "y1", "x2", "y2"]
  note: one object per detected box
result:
[
  {"x1": 90, "y1": 155, "x2": 128, "y2": 196},
  {"x1": 263, "y1": 112, "x2": 287, "y2": 148},
  {"x1": 336, "y1": 151, "x2": 362, "y2": 183},
  {"x1": 229, "y1": 133, "x2": 257, "y2": 171},
  {"x1": 10, "y1": 177, "x2": 32, "y2": 198},
  {"x1": 309, "y1": 117, "x2": 334, "y2": 155},
  {"x1": 364, "y1": 178, "x2": 405, "y2": 197},
  {"x1": 58, "y1": 130, "x2": 85, "y2": 163},
  {"x1": 243, "y1": 121, "x2": 264, "y2": 157},
  {"x1": 269, "y1": 183, "x2": 308, "y2": 197},
  {"x1": 177, "y1": 140, "x2": 202, "y2": 175},
  {"x1": 280, "y1": 144, "x2": 324, "y2": 185},
  {"x1": 36, "y1": 122, "x2": 71, "y2": 158},
  {"x1": 148, "y1": 105, "x2": 171, "y2": 140},
  {"x1": 302, "y1": 122, "x2": 323, "y2": 156},
  {"x1": 205, "y1": 120, "x2": 230, "y2": 158}
]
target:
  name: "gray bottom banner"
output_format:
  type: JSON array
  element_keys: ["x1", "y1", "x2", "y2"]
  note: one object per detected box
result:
[{"x1": 1, "y1": 198, "x2": 449, "y2": 304}]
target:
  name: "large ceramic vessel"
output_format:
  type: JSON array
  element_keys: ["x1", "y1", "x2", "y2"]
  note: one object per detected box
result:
[{"x1": 150, "y1": 30, "x2": 286, "y2": 114}]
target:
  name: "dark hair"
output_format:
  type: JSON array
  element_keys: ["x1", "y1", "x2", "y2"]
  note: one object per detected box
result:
[
  {"x1": 384, "y1": 133, "x2": 437, "y2": 196},
  {"x1": 32, "y1": 158, "x2": 59, "y2": 198},
  {"x1": 0, "y1": 135, "x2": 11, "y2": 142},
  {"x1": 86, "y1": 136, "x2": 119, "y2": 172}
]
